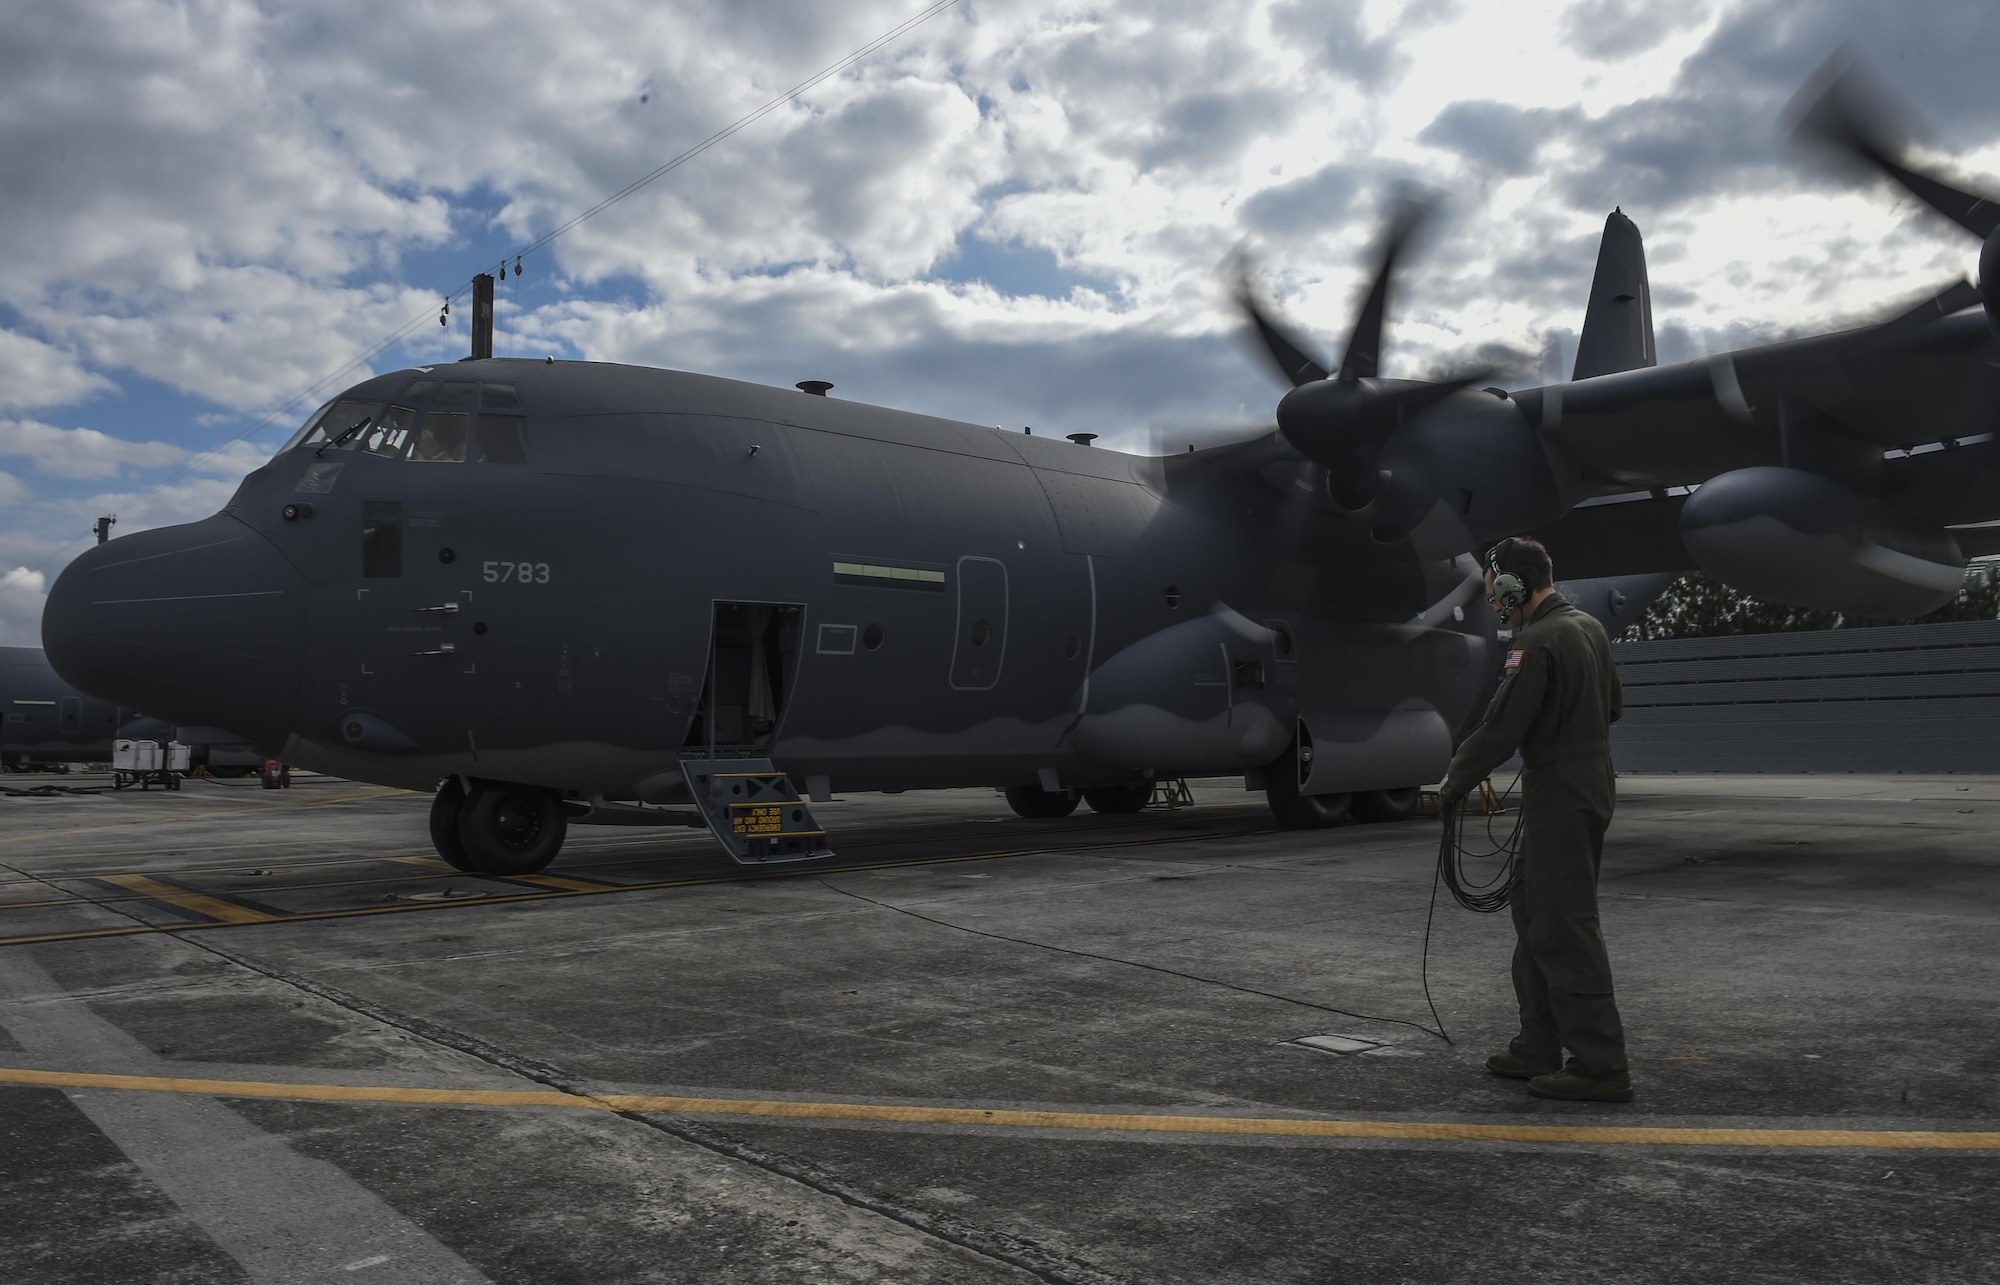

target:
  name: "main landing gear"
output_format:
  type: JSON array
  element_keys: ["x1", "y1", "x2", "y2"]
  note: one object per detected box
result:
[
  {"x1": 1003, "y1": 781, "x2": 1155, "y2": 818},
  {"x1": 430, "y1": 779, "x2": 567, "y2": 875}
]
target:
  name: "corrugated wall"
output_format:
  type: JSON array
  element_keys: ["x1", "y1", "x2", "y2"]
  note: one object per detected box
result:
[{"x1": 1611, "y1": 619, "x2": 2000, "y2": 772}]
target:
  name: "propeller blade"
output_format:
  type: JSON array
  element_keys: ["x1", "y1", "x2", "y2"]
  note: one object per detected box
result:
[
  {"x1": 1230, "y1": 262, "x2": 1330, "y2": 387},
  {"x1": 1792, "y1": 60, "x2": 2000, "y2": 239},
  {"x1": 1336, "y1": 197, "x2": 1432, "y2": 384}
]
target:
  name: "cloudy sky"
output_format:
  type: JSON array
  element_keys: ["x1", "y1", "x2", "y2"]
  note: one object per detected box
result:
[{"x1": 2, "y1": 0, "x2": 1995, "y2": 643}]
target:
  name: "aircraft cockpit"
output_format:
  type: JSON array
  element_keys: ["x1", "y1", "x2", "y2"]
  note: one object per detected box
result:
[{"x1": 282, "y1": 379, "x2": 530, "y2": 488}]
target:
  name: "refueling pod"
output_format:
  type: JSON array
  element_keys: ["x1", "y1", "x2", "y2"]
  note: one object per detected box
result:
[{"x1": 1680, "y1": 466, "x2": 1966, "y2": 618}]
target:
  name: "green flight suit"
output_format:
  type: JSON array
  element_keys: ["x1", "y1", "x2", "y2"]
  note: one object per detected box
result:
[{"x1": 1443, "y1": 594, "x2": 1628, "y2": 1076}]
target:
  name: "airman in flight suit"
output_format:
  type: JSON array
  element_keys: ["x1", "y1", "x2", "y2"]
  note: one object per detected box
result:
[{"x1": 1442, "y1": 536, "x2": 1632, "y2": 1103}]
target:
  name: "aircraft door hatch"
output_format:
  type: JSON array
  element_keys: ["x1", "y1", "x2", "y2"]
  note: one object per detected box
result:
[
  {"x1": 949, "y1": 557, "x2": 1008, "y2": 691},
  {"x1": 683, "y1": 602, "x2": 803, "y2": 753}
]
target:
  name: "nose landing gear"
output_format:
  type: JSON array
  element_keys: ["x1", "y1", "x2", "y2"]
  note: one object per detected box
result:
[{"x1": 429, "y1": 779, "x2": 568, "y2": 875}]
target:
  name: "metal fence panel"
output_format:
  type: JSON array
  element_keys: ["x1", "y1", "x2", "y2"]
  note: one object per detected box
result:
[{"x1": 1610, "y1": 620, "x2": 2000, "y2": 772}]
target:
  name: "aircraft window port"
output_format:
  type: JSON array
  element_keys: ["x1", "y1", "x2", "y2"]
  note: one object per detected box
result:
[
  {"x1": 969, "y1": 619, "x2": 993, "y2": 647},
  {"x1": 1164, "y1": 584, "x2": 1182, "y2": 609},
  {"x1": 863, "y1": 623, "x2": 886, "y2": 650},
  {"x1": 1234, "y1": 659, "x2": 1266, "y2": 690},
  {"x1": 434, "y1": 381, "x2": 480, "y2": 407},
  {"x1": 438, "y1": 547, "x2": 456, "y2": 564},
  {"x1": 401, "y1": 379, "x2": 437, "y2": 403},
  {"x1": 476, "y1": 415, "x2": 529, "y2": 464},
  {"x1": 473, "y1": 621, "x2": 489, "y2": 635},
  {"x1": 482, "y1": 382, "x2": 523, "y2": 409},
  {"x1": 1064, "y1": 634, "x2": 1082, "y2": 659},
  {"x1": 362, "y1": 501, "x2": 403, "y2": 579},
  {"x1": 294, "y1": 461, "x2": 345, "y2": 494},
  {"x1": 411, "y1": 412, "x2": 470, "y2": 462},
  {"x1": 363, "y1": 405, "x2": 418, "y2": 458}
]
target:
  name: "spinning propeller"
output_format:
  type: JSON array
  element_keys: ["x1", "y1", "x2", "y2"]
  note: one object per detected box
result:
[
  {"x1": 1234, "y1": 197, "x2": 1486, "y2": 514},
  {"x1": 1791, "y1": 58, "x2": 2000, "y2": 334}
]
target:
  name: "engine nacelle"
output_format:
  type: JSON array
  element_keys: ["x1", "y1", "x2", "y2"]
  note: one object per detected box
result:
[{"x1": 1680, "y1": 466, "x2": 1966, "y2": 619}]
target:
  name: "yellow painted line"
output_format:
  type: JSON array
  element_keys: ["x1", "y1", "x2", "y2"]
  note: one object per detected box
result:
[
  {"x1": 0, "y1": 827, "x2": 1274, "y2": 947},
  {"x1": 506, "y1": 874, "x2": 621, "y2": 893},
  {"x1": 2, "y1": 1067, "x2": 1995, "y2": 1151},
  {"x1": 97, "y1": 875, "x2": 276, "y2": 925}
]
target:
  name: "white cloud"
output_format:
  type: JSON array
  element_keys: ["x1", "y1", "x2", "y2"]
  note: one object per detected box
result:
[
  {"x1": 0, "y1": 419, "x2": 191, "y2": 480},
  {"x1": 0, "y1": 471, "x2": 29, "y2": 507},
  {"x1": 0, "y1": 567, "x2": 47, "y2": 648},
  {"x1": 0, "y1": 330, "x2": 115, "y2": 411}
]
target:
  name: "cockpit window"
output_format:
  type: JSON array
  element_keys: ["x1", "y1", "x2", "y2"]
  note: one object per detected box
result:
[
  {"x1": 280, "y1": 401, "x2": 336, "y2": 452},
  {"x1": 482, "y1": 383, "x2": 522, "y2": 409},
  {"x1": 292, "y1": 400, "x2": 385, "y2": 453},
  {"x1": 362, "y1": 405, "x2": 418, "y2": 458},
  {"x1": 433, "y1": 381, "x2": 479, "y2": 408},
  {"x1": 402, "y1": 379, "x2": 437, "y2": 403},
  {"x1": 410, "y1": 411, "x2": 469, "y2": 462},
  {"x1": 475, "y1": 415, "x2": 528, "y2": 464}
]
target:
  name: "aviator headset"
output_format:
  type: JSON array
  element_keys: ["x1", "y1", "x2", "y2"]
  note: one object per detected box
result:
[{"x1": 1487, "y1": 543, "x2": 1530, "y2": 612}]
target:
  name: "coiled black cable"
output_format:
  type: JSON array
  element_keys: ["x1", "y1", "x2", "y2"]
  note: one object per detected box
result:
[
  {"x1": 1417, "y1": 775, "x2": 1527, "y2": 1044},
  {"x1": 1436, "y1": 776, "x2": 1525, "y2": 913}
]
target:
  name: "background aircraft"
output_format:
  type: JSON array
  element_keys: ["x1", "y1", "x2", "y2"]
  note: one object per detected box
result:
[
  {"x1": 38, "y1": 66, "x2": 1999, "y2": 875},
  {"x1": 0, "y1": 646, "x2": 258, "y2": 774}
]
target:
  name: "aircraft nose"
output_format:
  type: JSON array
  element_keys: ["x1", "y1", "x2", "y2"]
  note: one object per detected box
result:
[{"x1": 42, "y1": 514, "x2": 306, "y2": 750}]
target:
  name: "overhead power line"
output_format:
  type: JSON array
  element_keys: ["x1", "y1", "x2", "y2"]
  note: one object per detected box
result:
[{"x1": 63, "y1": 0, "x2": 966, "y2": 564}]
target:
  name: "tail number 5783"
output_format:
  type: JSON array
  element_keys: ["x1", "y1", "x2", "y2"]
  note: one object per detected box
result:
[{"x1": 483, "y1": 561, "x2": 551, "y2": 584}]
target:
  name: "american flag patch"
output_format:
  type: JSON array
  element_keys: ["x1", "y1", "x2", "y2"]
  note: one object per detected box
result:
[{"x1": 1504, "y1": 649, "x2": 1524, "y2": 671}]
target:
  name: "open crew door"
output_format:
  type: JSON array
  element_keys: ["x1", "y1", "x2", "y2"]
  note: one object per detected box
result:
[{"x1": 680, "y1": 602, "x2": 830, "y2": 863}]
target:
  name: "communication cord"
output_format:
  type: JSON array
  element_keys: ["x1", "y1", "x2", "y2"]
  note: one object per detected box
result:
[
  {"x1": 817, "y1": 877, "x2": 1451, "y2": 1043},
  {"x1": 1418, "y1": 772, "x2": 1525, "y2": 1044}
]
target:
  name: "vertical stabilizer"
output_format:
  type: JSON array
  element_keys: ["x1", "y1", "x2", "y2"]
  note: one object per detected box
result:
[{"x1": 1572, "y1": 209, "x2": 1655, "y2": 380}]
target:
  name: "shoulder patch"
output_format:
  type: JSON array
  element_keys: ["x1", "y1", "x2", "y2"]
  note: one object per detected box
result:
[{"x1": 1504, "y1": 649, "x2": 1524, "y2": 672}]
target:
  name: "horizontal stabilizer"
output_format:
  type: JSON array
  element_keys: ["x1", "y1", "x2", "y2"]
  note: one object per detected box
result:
[{"x1": 1573, "y1": 209, "x2": 1657, "y2": 380}]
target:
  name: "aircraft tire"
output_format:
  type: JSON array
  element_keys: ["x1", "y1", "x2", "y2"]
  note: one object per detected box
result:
[
  {"x1": 457, "y1": 782, "x2": 567, "y2": 875},
  {"x1": 1083, "y1": 784, "x2": 1151, "y2": 814},
  {"x1": 1004, "y1": 783, "x2": 1081, "y2": 819},
  {"x1": 1350, "y1": 786, "x2": 1421, "y2": 824},
  {"x1": 429, "y1": 781, "x2": 478, "y2": 872},
  {"x1": 1264, "y1": 763, "x2": 1351, "y2": 829}
]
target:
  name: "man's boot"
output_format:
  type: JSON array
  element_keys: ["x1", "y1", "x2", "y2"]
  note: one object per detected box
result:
[
  {"x1": 1485, "y1": 1050, "x2": 1559, "y2": 1079},
  {"x1": 1527, "y1": 1061, "x2": 1633, "y2": 1103}
]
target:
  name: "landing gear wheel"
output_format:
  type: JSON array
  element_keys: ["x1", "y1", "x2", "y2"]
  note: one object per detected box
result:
[
  {"x1": 1004, "y1": 783, "x2": 1081, "y2": 819},
  {"x1": 1082, "y1": 784, "x2": 1151, "y2": 815},
  {"x1": 429, "y1": 780, "x2": 477, "y2": 872},
  {"x1": 1264, "y1": 748, "x2": 1351, "y2": 829},
  {"x1": 1350, "y1": 786, "x2": 1421, "y2": 824},
  {"x1": 456, "y1": 781, "x2": 566, "y2": 875}
]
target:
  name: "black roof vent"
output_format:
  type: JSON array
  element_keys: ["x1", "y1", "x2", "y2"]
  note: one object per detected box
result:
[
  {"x1": 1066, "y1": 432, "x2": 1098, "y2": 446},
  {"x1": 796, "y1": 380, "x2": 833, "y2": 397}
]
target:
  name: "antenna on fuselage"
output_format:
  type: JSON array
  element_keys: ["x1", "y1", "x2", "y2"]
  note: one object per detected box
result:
[{"x1": 470, "y1": 274, "x2": 495, "y2": 360}]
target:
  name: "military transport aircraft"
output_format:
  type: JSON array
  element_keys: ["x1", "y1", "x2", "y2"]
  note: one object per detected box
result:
[{"x1": 39, "y1": 65, "x2": 2000, "y2": 876}]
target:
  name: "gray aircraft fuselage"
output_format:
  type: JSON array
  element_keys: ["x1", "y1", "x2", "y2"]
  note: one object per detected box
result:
[{"x1": 44, "y1": 359, "x2": 1561, "y2": 810}]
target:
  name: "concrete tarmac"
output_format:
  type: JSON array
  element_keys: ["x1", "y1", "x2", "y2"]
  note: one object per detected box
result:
[{"x1": 1, "y1": 771, "x2": 1996, "y2": 1283}]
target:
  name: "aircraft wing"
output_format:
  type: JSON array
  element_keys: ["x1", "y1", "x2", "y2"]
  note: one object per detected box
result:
[{"x1": 1521, "y1": 295, "x2": 1994, "y2": 490}]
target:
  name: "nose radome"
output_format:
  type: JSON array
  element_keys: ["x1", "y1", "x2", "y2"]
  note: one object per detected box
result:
[{"x1": 42, "y1": 514, "x2": 306, "y2": 751}]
